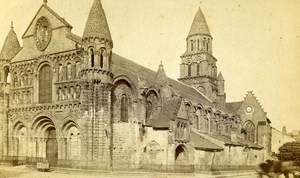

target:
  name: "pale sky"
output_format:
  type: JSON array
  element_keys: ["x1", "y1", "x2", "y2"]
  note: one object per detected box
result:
[{"x1": 0, "y1": 0, "x2": 299, "y2": 132}]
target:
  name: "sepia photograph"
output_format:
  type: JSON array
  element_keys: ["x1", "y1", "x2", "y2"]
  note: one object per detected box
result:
[{"x1": 0, "y1": 0, "x2": 299, "y2": 177}]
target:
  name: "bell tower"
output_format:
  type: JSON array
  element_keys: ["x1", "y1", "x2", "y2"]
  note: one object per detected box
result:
[
  {"x1": 179, "y1": 7, "x2": 225, "y2": 106},
  {"x1": 79, "y1": 0, "x2": 113, "y2": 167},
  {"x1": 81, "y1": 0, "x2": 113, "y2": 83}
]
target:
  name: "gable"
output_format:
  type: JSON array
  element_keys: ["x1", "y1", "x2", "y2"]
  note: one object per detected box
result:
[
  {"x1": 237, "y1": 91, "x2": 267, "y2": 123},
  {"x1": 12, "y1": 5, "x2": 78, "y2": 63},
  {"x1": 177, "y1": 99, "x2": 189, "y2": 119},
  {"x1": 22, "y1": 5, "x2": 72, "y2": 39}
]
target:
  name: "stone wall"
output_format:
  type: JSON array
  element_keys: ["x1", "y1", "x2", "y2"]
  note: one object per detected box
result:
[{"x1": 271, "y1": 128, "x2": 296, "y2": 154}]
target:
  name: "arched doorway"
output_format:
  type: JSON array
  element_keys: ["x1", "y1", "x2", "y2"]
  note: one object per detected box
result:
[
  {"x1": 45, "y1": 128, "x2": 58, "y2": 167},
  {"x1": 175, "y1": 144, "x2": 192, "y2": 172},
  {"x1": 32, "y1": 116, "x2": 58, "y2": 167},
  {"x1": 175, "y1": 145, "x2": 186, "y2": 163}
]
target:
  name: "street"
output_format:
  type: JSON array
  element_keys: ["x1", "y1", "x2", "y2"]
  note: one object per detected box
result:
[{"x1": 0, "y1": 165, "x2": 286, "y2": 178}]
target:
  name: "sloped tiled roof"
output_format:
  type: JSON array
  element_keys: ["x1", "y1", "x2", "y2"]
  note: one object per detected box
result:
[
  {"x1": 0, "y1": 26, "x2": 21, "y2": 60},
  {"x1": 207, "y1": 133, "x2": 243, "y2": 147},
  {"x1": 111, "y1": 53, "x2": 212, "y2": 106},
  {"x1": 188, "y1": 7, "x2": 211, "y2": 37},
  {"x1": 147, "y1": 97, "x2": 182, "y2": 129},
  {"x1": 191, "y1": 130, "x2": 223, "y2": 151},
  {"x1": 237, "y1": 138, "x2": 264, "y2": 149},
  {"x1": 226, "y1": 101, "x2": 243, "y2": 114},
  {"x1": 83, "y1": 0, "x2": 112, "y2": 41}
]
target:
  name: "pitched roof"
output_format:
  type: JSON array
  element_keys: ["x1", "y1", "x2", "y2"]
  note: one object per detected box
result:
[
  {"x1": 207, "y1": 133, "x2": 244, "y2": 147},
  {"x1": 191, "y1": 130, "x2": 223, "y2": 151},
  {"x1": 147, "y1": 97, "x2": 182, "y2": 129},
  {"x1": 22, "y1": 4, "x2": 72, "y2": 38},
  {"x1": 226, "y1": 101, "x2": 243, "y2": 114},
  {"x1": 111, "y1": 53, "x2": 213, "y2": 106},
  {"x1": 237, "y1": 137, "x2": 264, "y2": 149},
  {"x1": 83, "y1": 0, "x2": 112, "y2": 41},
  {"x1": 188, "y1": 7, "x2": 211, "y2": 37},
  {"x1": 0, "y1": 25, "x2": 21, "y2": 60}
]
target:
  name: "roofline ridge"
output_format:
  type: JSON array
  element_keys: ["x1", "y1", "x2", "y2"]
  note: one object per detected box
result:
[{"x1": 22, "y1": 4, "x2": 72, "y2": 39}]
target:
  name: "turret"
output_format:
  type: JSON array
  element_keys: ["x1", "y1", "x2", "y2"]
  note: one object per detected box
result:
[
  {"x1": 0, "y1": 22, "x2": 21, "y2": 83},
  {"x1": 81, "y1": 0, "x2": 113, "y2": 83},
  {"x1": 217, "y1": 72, "x2": 225, "y2": 96}
]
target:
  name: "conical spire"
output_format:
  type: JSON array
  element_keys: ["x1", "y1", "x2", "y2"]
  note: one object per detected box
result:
[
  {"x1": 188, "y1": 7, "x2": 211, "y2": 37},
  {"x1": 0, "y1": 22, "x2": 21, "y2": 60},
  {"x1": 83, "y1": 0, "x2": 112, "y2": 41},
  {"x1": 154, "y1": 61, "x2": 168, "y2": 84},
  {"x1": 217, "y1": 72, "x2": 224, "y2": 81}
]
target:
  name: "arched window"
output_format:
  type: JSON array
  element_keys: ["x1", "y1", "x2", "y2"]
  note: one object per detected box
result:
[
  {"x1": 244, "y1": 121, "x2": 255, "y2": 142},
  {"x1": 146, "y1": 101, "x2": 152, "y2": 120},
  {"x1": 39, "y1": 64, "x2": 52, "y2": 103},
  {"x1": 4, "y1": 66, "x2": 10, "y2": 83},
  {"x1": 191, "y1": 40, "x2": 194, "y2": 51},
  {"x1": 197, "y1": 39, "x2": 200, "y2": 50},
  {"x1": 188, "y1": 63, "x2": 191, "y2": 77},
  {"x1": 67, "y1": 63, "x2": 72, "y2": 80},
  {"x1": 146, "y1": 92, "x2": 159, "y2": 121},
  {"x1": 99, "y1": 49, "x2": 104, "y2": 68},
  {"x1": 58, "y1": 64, "x2": 63, "y2": 81},
  {"x1": 203, "y1": 37, "x2": 206, "y2": 48},
  {"x1": 14, "y1": 73, "x2": 18, "y2": 87},
  {"x1": 205, "y1": 118, "x2": 209, "y2": 132},
  {"x1": 197, "y1": 62, "x2": 200, "y2": 76},
  {"x1": 89, "y1": 48, "x2": 94, "y2": 67},
  {"x1": 194, "y1": 115, "x2": 199, "y2": 130},
  {"x1": 120, "y1": 95, "x2": 128, "y2": 122},
  {"x1": 207, "y1": 38, "x2": 210, "y2": 51},
  {"x1": 75, "y1": 62, "x2": 81, "y2": 78}
]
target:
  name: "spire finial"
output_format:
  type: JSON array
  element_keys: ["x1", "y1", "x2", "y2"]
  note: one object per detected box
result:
[
  {"x1": 10, "y1": 21, "x2": 14, "y2": 29},
  {"x1": 43, "y1": 0, "x2": 48, "y2": 4}
]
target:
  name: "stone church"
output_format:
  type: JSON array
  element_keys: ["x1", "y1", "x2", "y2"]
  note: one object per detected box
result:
[{"x1": 0, "y1": 0, "x2": 272, "y2": 172}]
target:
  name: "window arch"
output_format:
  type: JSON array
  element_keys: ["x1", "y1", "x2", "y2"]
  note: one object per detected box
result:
[
  {"x1": 194, "y1": 115, "x2": 199, "y2": 130},
  {"x1": 67, "y1": 63, "x2": 72, "y2": 80},
  {"x1": 146, "y1": 92, "x2": 159, "y2": 121},
  {"x1": 58, "y1": 64, "x2": 63, "y2": 81},
  {"x1": 207, "y1": 38, "x2": 210, "y2": 51},
  {"x1": 39, "y1": 64, "x2": 52, "y2": 103},
  {"x1": 244, "y1": 121, "x2": 255, "y2": 142},
  {"x1": 120, "y1": 95, "x2": 128, "y2": 122},
  {"x1": 89, "y1": 48, "x2": 95, "y2": 67},
  {"x1": 4, "y1": 66, "x2": 10, "y2": 83},
  {"x1": 75, "y1": 61, "x2": 81, "y2": 78},
  {"x1": 188, "y1": 63, "x2": 191, "y2": 77},
  {"x1": 99, "y1": 48, "x2": 104, "y2": 68}
]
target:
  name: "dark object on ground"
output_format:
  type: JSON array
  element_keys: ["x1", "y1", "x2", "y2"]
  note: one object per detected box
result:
[{"x1": 257, "y1": 159, "x2": 300, "y2": 178}]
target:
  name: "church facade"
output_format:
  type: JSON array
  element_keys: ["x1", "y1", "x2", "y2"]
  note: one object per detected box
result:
[{"x1": 0, "y1": 0, "x2": 272, "y2": 172}]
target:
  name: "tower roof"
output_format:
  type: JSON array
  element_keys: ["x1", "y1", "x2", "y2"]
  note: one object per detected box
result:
[
  {"x1": 0, "y1": 23, "x2": 21, "y2": 60},
  {"x1": 83, "y1": 0, "x2": 112, "y2": 41},
  {"x1": 188, "y1": 7, "x2": 211, "y2": 37},
  {"x1": 154, "y1": 61, "x2": 168, "y2": 85},
  {"x1": 217, "y1": 72, "x2": 224, "y2": 81}
]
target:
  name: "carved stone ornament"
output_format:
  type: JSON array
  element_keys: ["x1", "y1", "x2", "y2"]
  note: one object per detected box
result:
[{"x1": 34, "y1": 16, "x2": 52, "y2": 51}]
